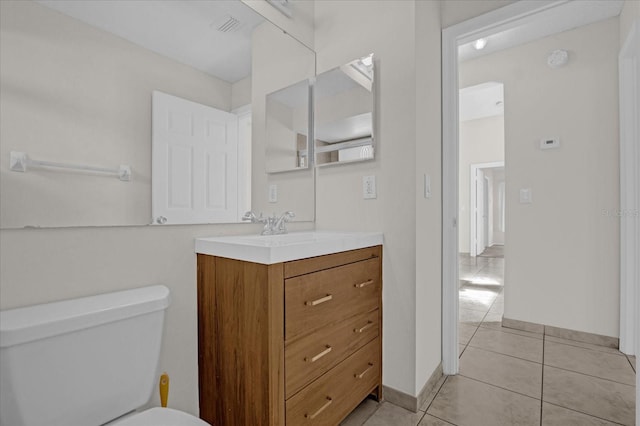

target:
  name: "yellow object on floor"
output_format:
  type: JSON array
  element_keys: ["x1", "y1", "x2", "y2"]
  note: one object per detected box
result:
[{"x1": 159, "y1": 373, "x2": 169, "y2": 408}]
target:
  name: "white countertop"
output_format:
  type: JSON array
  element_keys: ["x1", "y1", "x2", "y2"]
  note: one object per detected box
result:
[{"x1": 195, "y1": 231, "x2": 383, "y2": 264}]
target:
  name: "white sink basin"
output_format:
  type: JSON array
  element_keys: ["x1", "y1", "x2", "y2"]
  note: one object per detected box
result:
[{"x1": 195, "y1": 231, "x2": 383, "y2": 264}]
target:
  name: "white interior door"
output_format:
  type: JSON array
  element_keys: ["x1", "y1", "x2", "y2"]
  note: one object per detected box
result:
[
  {"x1": 475, "y1": 168, "x2": 486, "y2": 254},
  {"x1": 483, "y1": 176, "x2": 490, "y2": 248},
  {"x1": 152, "y1": 91, "x2": 238, "y2": 225}
]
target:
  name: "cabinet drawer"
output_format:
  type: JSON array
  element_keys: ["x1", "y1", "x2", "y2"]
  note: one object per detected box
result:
[
  {"x1": 285, "y1": 310, "x2": 379, "y2": 399},
  {"x1": 285, "y1": 258, "x2": 380, "y2": 341},
  {"x1": 285, "y1": 339, "x2": 380, "y2": 425}
]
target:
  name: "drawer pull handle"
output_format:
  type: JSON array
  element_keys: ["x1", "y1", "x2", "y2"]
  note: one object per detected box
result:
[
  {"x1": 305, "y1": 294, "x2": 333, "y2": 306},
  {"x1": 305, "y1": 396, "x2": 333, "y2": 419},
  {"x1": 354, "y1": 279, "x2": 374, "y2": 288},
  {"x1": 305, "y1": 345, "x2": 332, "y2": 362},
  {"x1": 354, "y1": 321, "x2": 374, "y2": 333},
  {"x1": 355, "y1": 363, "x2": 374, "y2": 379}
]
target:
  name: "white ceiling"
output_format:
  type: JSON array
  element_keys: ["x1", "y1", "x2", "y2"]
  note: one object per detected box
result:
[
  {"x1": 460, "y1": 82, "x2": 504, "y2": 122},
  {"x1": 458, "y1": 0, "x2": 624, "y2": 62},
  {"x1": 36, "y1": 0, "x2": 265, "y2": 83}
]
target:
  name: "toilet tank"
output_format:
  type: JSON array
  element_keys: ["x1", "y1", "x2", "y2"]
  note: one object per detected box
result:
[{"x1": 0, "y1": 285, "x2": 170, "y2": 426}]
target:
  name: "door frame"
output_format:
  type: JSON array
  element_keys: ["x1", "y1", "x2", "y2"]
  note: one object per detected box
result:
[
  {"x1": 442, "y1": 0, "x2": 588, "y2": 375},
  {"x1": 619, "y1": 19, "x2": 640, "y2": 359},
  {"x1": 469, "y1": 161, "x2": 504, "y2": 257}
]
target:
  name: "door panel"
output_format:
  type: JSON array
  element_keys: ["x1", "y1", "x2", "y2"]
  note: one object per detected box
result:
[{"x1": 152, "y1": 91, "x2": 239, "y2": 224}]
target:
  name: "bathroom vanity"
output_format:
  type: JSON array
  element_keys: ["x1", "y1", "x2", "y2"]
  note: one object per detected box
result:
[{"x1": 195, "y1": 232, "x2": 383, "y2": 425}]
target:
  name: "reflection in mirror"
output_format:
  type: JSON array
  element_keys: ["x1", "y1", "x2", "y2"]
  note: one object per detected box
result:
[
  {"x1": 314, "y1": 54, "x2": 375, "y2": 166},
  {"x1": 265, "y1": 79, "x2": 310, "y2": 173},
  {"x1": 0, "y1": 0, "x2": 315, "y2": 228},
  {"x1": 251, "y1": 20, "x2": 315, "y2": 220}
]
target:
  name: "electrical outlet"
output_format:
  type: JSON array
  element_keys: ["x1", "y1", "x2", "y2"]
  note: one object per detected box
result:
[
  {"x1": 268, "y1": 184, "x2": 277, "y2": 203},
  {"x1": 363, "y1": 175, "x2": 377, "y2": 199}
]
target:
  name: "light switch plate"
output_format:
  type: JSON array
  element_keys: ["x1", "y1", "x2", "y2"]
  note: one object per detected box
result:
[
  {"x1": 519, "y1": 188, "x2": 532, "y2": 204},
  {"x1": 268, "y1": 184, "x2": 277, "y2": 203},
  {"x1": 363, "y1": 175, "x2": 377, "y2": 199},
  {"x1": 424, "y1": 174, "x2": 432, "y2": 199}
]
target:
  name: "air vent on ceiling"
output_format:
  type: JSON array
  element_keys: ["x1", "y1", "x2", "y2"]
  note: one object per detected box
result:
[{"x1": 212, "y1": 15, "x2": 241, "y2": 33}]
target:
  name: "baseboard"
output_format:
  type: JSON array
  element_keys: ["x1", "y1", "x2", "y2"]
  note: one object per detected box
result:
[
  {"x1": 502, "y1": 317, "x2": 544, "y2": 334},
  {"x1": 416, "y1": 362, "x2": 443, "y2": 411},
  {"x1": 383, "y1": 362, "x2": 443, "y2": 413},
  {"x1": 502, "y1": 316, "x2": 619, "y2": 348},
  {"x1": 544, "y1": 325, "x2": 619, "y2": 348}
]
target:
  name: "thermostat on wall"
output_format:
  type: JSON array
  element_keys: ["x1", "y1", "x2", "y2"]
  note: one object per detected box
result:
[{"x1": 540, "y1": 137, "x2": 560, "y2": 150}]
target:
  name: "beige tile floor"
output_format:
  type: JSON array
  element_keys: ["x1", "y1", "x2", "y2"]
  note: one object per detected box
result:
[{"x1": 341, "y1": 251, "x2": 636, "y2": 426}]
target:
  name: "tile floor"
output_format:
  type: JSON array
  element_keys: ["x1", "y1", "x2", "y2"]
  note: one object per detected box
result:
[{"x1": 341, "y1": 250, "x2": 636, "y2": 426}]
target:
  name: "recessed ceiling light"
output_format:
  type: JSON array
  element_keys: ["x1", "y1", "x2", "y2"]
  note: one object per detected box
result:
[{"x1": 472, "y1": 38, "x2": 488, "y2": 50}]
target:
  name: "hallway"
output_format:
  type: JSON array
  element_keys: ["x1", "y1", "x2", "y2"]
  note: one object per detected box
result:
[{"x1": 341, "y1": 249, "x2": 636, "y2": 425}]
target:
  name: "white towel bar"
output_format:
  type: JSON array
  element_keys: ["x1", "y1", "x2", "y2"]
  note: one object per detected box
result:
[{"x1": 9, "y1": 151, "x2": 131, "y2": 181}]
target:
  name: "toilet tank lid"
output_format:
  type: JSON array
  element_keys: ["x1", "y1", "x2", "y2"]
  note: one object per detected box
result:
[{"x1": 0, "y1": 285, "x2": 170, "y2": 348}]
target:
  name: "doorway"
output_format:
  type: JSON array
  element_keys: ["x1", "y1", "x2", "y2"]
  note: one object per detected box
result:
[
  {"x1": 442, "y1": 0, "x2": 627, "y2": 376},
  {"x1": 469, "y1": 162, "x2": 504, "y2": 258}
]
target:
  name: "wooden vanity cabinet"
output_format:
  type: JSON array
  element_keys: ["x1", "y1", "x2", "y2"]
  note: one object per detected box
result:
[{"x1": 197, "y1": 245, "x2": 382, "y2": 426}]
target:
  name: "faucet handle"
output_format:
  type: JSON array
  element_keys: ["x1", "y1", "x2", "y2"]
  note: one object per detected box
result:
[{"x1": 242, "y1": 211, "x2": 256, "y2": 222}]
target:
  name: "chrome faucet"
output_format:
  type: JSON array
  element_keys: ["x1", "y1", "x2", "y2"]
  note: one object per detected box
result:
[
  {"x1": 273, "y1": 211, "x2": 295, "y2": 234},
  {"x1": 242, "y1": 211, "x2": 295, "y2": 235}
]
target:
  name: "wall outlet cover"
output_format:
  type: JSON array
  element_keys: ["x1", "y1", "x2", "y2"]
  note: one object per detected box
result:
[{"x1": 363, "y1": 175, "x2": 377, "y2": 199}]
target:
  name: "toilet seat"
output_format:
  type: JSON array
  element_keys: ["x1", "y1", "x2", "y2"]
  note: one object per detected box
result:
[{"x1": 109, "y1": 407, "x2": 210, "y2": 426}]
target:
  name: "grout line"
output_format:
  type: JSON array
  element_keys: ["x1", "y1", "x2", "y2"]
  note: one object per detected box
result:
[
  {"x1": 542, "y1": 401, "x2": 628, "y2": 425},
  {"x1": 477, "y1": 323, "x2": 544, "y2": 340},
  {"x1": 543, "y1": 364, "x2": 636, "y2": 388},
  {"x1": 426, "y1": 413, "x2": 458, "y2": 426},
  {"x1": 465, "y1": 343, "x2": 543, "y2": 364},
  {"x1": 462, "y1": 343, "x2": 541, "y2": 366},
  {"x1": 422, "y1": 375, "x2": 450, "y2": 414},
  {"x1": 475, "y1": 325, "x2": 546, "y2": 342},
  {"x1": 455, "y1": 374, "x2": 541, "y2": 401},
  {"x1": 545, "y1": 337, "x2": 626, "y2": 356},
  {"x1": 625, "y1": 355, "x2": 636, "y2": 373}
]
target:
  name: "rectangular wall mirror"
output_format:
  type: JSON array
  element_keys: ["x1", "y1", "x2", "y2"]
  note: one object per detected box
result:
[
  {"x1": 265, "y1": 79, "x2": 311, "y2": 173},
  {"x1": 314, "y1": 54, "x2": 375, "y2": 166},
  {"x1": 0, "y1": 0, "x2": 316, "y2": 228}
]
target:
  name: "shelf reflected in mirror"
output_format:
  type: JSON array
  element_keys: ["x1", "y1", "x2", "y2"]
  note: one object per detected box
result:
[{"x1": 314, "y1": 54, "x2": 375, "y2": 166}]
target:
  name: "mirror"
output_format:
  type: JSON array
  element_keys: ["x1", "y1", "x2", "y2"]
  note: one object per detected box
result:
[
  {"x1": 314, "y1": 54, "x2": 375, "y2": 166},
  {"x1": 265, "y1": 79, "x2": 310, "y2": 173},
  {"x1": 0, "y1": 0, "x2": 316, "y2": 228}
]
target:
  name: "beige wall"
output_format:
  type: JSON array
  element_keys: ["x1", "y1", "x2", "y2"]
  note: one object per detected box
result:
[
  {"x1": 490, "y1": 168, "x2": 506, "y2": 245},
  {"x1": 0, "y1": 1, "x2": 231, "y2": 228},
  {"x1": 0, "y1": 0, "x2": 316, "y2": 417},
  {"x1": 231, "y1": 76, "x2": 251, "y2": 110},
  {"x1": 314, "y1": 0, "x2": 442, "y2": 396},
  {"x1": 458, "y1": 115, "x2": 505, "y2": 253},
  {"x1": 414, "y1": 0, "x2": 443, "y2": 395},
  {"x1": 251, "y1": 21, "x2": 316, "y2": 219},
  {"x1": 460, "y1": 18, "x2": 620, "y2": 338}
]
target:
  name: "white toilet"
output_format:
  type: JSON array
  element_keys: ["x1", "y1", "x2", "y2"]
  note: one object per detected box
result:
[{"x1": 0, "y1": 285, "x2": 209, "y2": 426}]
